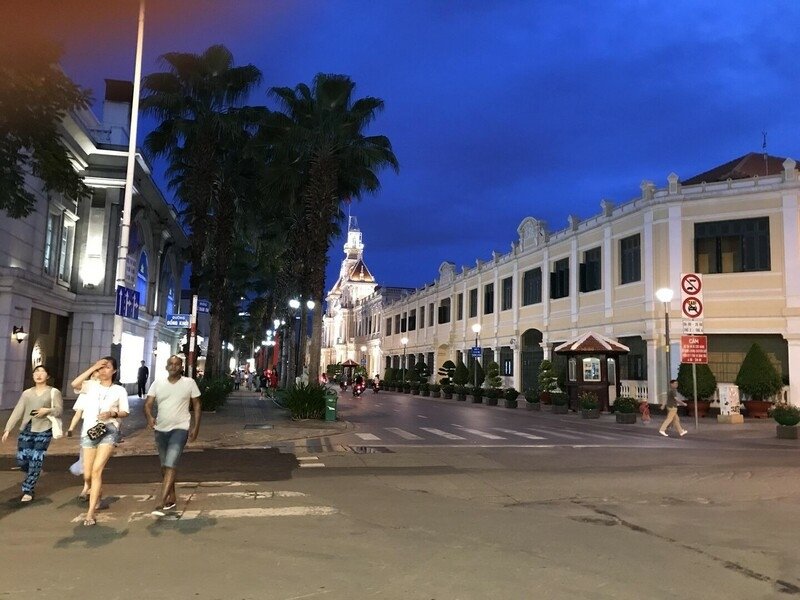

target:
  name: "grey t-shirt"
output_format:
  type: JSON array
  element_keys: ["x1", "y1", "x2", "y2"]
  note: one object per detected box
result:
[{"x1": 4, "y1": 387, "x2": 63, "y2": 434}]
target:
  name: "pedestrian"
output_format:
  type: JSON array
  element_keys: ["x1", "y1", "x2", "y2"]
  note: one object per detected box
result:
[
  {"x1": 639, "y1": 399, "x2": 651, "y2": 424},
  {"x1": 137, "y1": 360, "x2": 149, "y2": 398},
  {"x1": 233, "y1": 370, "x2": 241, "y2": 390},
  {"x1": 67, "y1": 357, "x2": 129, "y2": 526},
  {"x1": 2, "y1": 364, "x2": 63, "y2": 503},
  {"x1": 658, "y1": 379, "x2": 688, "y2": 437},
  {"x1": 143, "y1": 355, "x2": 202, "y2": 517}
]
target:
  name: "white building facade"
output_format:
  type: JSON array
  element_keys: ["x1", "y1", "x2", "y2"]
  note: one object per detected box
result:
[
  {"x1": 0, "y1": 80, "x2": 188, "y2": 407},
  {"x1": 379, "y1": 153, "x2": 799, "y2": 407}
]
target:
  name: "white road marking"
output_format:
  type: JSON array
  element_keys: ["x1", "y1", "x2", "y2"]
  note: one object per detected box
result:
[
  {"x1": 492, "y1": 428, "x2": 546, "y2": 440},
  {"x1": 194, "y1": 507, "x2": 338, "y2": 519},
  {"x1": 355, "y1": 433, "x2": 381, "y2": 441},
  {"x1": 559, "y1": 428, "x2": 618, "y2": 440},
  {"x1": 297, "y1": 456, "x2": 319, "y2": 461},
  {"x1": 451, "y1": 425, "x2": 506, "y2": 440},
  {"x1": 298, "y1": 462, "x2": 326, "y2": 468},
  {"x1": 420, "y1": 427, "x2": 466, "y2": 440},
  {"x1": 385, "y1": 427, "x2": 423, "y2": 440},
  {"x1": 528, "y1": 428, "x2": 582, "y2": 440},
  {"x1": 416, "y1": 415, "x2": 428, "y2": 419}
]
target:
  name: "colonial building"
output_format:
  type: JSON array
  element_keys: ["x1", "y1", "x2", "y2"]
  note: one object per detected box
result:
[
  {"x1": 380, "y1": 153, "x2": 799, "y2": 407},
  {"x1": 321, "y1": 217, "x2": 412, "y2": 376},
  {"x1": 0, "y1": 80, "x2": 188, "y2": 408}
]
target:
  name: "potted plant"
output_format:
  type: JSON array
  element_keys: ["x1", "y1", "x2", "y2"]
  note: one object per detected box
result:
[
  {"x1": 469, "y1": 385, "x2": 483, "y2": 404},
  {"x1": 402, "y1": 381, "x2": 412, "y2": 393},
  {"x1": 735, "y1": 343, "x2": 783, "y2": 418},
  {"x1": 454, "y1": 385, "x2": 467, "y2": 401},
  {"x1": 579, "y1": 391, "x2": 600, "y2": 418},
  {"x1": 453, "y1": 360, "x2": 469, "y2": 400},
  {"x1": 504, "y1": 387, "x2": 520, "y2": 409},
  {"x1": 551, "y1": 391, "x2": 568, "y2": 414},
  {"x1": 442, "y1": 383, "x2": 454, "y2": 399},
  {"x1": 438, "y1": 360, "x2": 456, "y2": 387},
  {"x1": 524, "y1": 387, "x2": 541, "y2": 411},
  {"x1": 538, "y1": 360, "x2": 558, "y2": 404},
  {"x1": 420, "y1": 382, "x2": 430, "y2": 397},
  {"x1": 430, "y1": 383, "x2": 441, "y2": 398},
  {"x1": 484, "y1": 387, "x2": 502, "y2": 406},
  {"x1": 677, "y1": 363, "x2": 717, "y2": 418},
  {"x1": 410, "y1": 381, "x2": 420, "y2": 395},
  {"x1": 613, "y1": 396, "x2": 638, "y2": 424},
  {"x1": 771, "y1": 402, "x2": 800, "y2": 439}
]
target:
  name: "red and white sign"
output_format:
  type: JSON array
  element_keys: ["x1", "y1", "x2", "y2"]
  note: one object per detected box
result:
[
  {"x1": 680, "y1": 335, "x2": 708, "y2": 364},
  {"x1": 682, "y1": 296, "x2": 703, "y2": 319},
  {"x1": 680, "y1": 273, "x2": 702, "y2": 296},
  {"x1": 680, "y1": 272, "x2": 704, "y2": 324}
]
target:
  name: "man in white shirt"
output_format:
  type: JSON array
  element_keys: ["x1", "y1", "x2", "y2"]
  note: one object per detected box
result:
[{"x1": 144, "y1": 355, "x2": 202, "y2": 516}]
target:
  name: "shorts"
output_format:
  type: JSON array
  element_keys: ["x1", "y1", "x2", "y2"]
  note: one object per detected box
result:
[
  {"x1": 80, "y1": 423, "x2": 120, "y2": 449},
  {"x1": 154, "y1": 428, "x2": 189, "y2": 469}
]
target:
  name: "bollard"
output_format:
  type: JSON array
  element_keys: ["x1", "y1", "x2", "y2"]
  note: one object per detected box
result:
[{"x1": 325, "y1": 390, "x2": 338, "y2": 422}]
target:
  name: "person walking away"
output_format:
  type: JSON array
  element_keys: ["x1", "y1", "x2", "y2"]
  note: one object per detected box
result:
[
  {"x1": 144, "y1": 355, "x2": 202, "y2": 516},
  {"x1": 137, "y1": 360, "x2": 149, "y2": 398},
  {"x1": 68, "y1": 357, "x2": 129, "y2": 526},
  {"x1": 639, "y1": 399, "x2": 651, "y2": 424},
  {"x1": 2, "y1": 364, "x2": 63, "y2": 502},
  {"x1": 658, "y1": 379, "x2": 687, "y2": 437}
]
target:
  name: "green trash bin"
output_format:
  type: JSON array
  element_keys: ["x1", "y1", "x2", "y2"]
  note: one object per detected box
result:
[{"x1": 325, "y1": 389, "x2": 338, "y2": 422}]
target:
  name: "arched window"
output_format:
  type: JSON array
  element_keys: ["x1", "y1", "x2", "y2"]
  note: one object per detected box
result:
[
  {"x1": 136, "y1": 251, "x2": 148, "y2": 309},
  {"x1": 165, "y1": 276, "x2": 175, "y2": 316}
]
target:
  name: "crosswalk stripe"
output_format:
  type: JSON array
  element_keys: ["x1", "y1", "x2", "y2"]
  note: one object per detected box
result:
[
  {"x1": 559, "y1": 428, "x2": 618, "y2": 440},
  {"x1": 452, "y1": 425, "x2": 506, "y2": 440},
  {"x1": 385, "y1": 427, "x2": 423, "y2": 440},
  {"x1": 420, "y1": 427, "x2": 466, "y2": 440},
  {"x1": 125, "y1": 506, "x2": 339, "y2": 522},
  {"x1": 355, "y1": 433, "x2": 381, "y2": 441},
  {"x1": 528, "y1": 427, "x2": 582, "y2": 440},
  {"x1": 492, "y1": 428, "x2": 546, "y2": 440}
]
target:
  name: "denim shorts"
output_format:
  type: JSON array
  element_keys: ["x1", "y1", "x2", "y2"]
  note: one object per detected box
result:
[
  {"x1": 154, "y1": 429, "x2": 189, "y2": 468},
  {"x1": 81, "y1": 423, "x2": 120, "y2": 449}
]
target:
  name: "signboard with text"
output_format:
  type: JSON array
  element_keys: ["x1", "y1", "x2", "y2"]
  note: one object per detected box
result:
[
  {"x1": 166, "y1": 314, "x2": 191, "y2": 328},
  {"x1": 680, "y1": 272, "x2": 704, "y2": 334},
  {"x1": 680, "y1": 335, "x2": 708, "y2": 364},
  {"x1": 471, "y1": 346, "x2": 482, "y2": 357}
]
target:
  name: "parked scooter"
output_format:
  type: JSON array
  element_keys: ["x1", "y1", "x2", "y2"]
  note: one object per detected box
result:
[{"x1": 352, "y1": 381, "x2": 366, "y2": 397}]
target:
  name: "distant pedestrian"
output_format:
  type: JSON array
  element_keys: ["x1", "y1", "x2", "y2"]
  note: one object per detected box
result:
[
  {"x1": 144, "y1": 355, "x2": 202, "y2": 517},
  {"x1": 2, "y1": 364, "x2": 63, "y2": 503},
  {"x1": 137, "y1": 360, "x2": 149, "y2": 398},
  {"x1": 639, "y1": 399, "x2": 651, "y2": 424},
  {"x1": 658, "y1": 379, "x2": 687, "y2": 437},
  {"x1": 233, "y1": 370, "x2": 241, "y2": 390},
  {"x1": 68, "y1": 357, "x2": 129, "y2": 526}
]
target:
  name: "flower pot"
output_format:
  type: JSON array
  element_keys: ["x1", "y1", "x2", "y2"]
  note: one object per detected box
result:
[
  {"x1": 777, "y1": 424, "x2": 798, "y2": 439},
  {"x1": 552, "y1": 404, "x2": 568, "y2": 414},
  {"x1": 686, "y1": 400, "x2": 711, "y2": 418},
  {"x1": 470, "y1": 395, "x2": 483, "y2": 404},
  {"x1": 484, "y1": 397, "x2": 498, "y2": 406},
  {"x1": 581, "y1": 408, "x2": 600, "y2": 419},
  {"x1": 432, "y1": 391, "x2": 441, "y2": 398},
  {"x1": 615, "y1": 412, "x2": 637, "y2": 424},
  {"x1": 443, "y1": 392, "x2": 453, "y2": 399},
  {"x1": 526, "y1": 402, "x2": 541, "y2": 411},
  {"x1": 421, "y1": 390, "x2": 430, "y2": 397},
  {"x1": 456, "y1": 393, "x2": 466, "y2": 401},
  {"x1": 540, "y1": 391, "x2": 552, "y2": 405},
  {"x1": 744, "y1": 400, "x2": 772, "y2": 419},
  {"x1": 504, "y1": 399, "x2": 518, "y2": 409}
]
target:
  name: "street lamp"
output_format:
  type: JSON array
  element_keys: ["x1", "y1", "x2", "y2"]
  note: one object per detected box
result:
[
  {"x1": 306, "y1": 299, "x2": 315, "y2": 310},
  {"x1": 655, "y1": 287, "x2": 674, "y2": 401},
  {"x1": 401, "y1": 337, "x2": 409, "y2": 383},
  {"x1": 360, "y1": 345, "x2": 367, "y2": 371},
  {"x1": 471, "y1": 323, "x2": 482, "y2": 389}
]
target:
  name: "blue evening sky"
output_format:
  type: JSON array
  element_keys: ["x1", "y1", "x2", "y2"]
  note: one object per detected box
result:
[{"x1": 26, "y1": 0, "x2": 800, "y2": 293}]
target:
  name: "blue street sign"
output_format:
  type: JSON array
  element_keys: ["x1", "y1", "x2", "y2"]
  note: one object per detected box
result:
[
  {"x1": 115, "y1": 286, "x2": 140, "y2": 320},
  {"x1": 166, "y1": 314, "x2": 191, "y2": 328},
  {"x1": 471, "y1": 346, "x2": 482, "y2": 357},
  {"x1": 197, "y1": 299, "x2": 211, "y2": 314}
]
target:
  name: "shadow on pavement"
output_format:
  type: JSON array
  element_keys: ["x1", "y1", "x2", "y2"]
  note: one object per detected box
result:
[{"x1": 54, "y1": 524, "x2": 130, "y2": 549}]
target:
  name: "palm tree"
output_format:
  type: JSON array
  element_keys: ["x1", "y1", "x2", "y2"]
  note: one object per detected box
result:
[
  {"x1": 262, "y1": 74, "x2": 398, "y2": 384},
  {"x1": 140, "y1": 45, "x2": 262, "y2": 376}
]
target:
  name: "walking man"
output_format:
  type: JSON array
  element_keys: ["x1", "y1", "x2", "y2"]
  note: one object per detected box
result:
[
  {"x1": 659, "y1": 379, "x2": 688, "y2": 437},
  {"x1": 144, "y1": 355, "x2": 202, "y2": 516},
  {"x1": 137, "y1": 360, "x2": 149, "y2": 398}
]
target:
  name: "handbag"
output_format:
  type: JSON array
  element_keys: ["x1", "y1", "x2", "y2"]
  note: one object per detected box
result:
[
  {"x1": 46, "y1": 388, "x2": 63, "y2": 439},
  {"x1": 86, "y1": 421, "x2": 107, "y2": 441}
]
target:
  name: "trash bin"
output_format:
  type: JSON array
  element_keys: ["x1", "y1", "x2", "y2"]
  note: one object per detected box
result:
[{"x1": 325, "y1": 389, "x2": 338, "y2": 422}]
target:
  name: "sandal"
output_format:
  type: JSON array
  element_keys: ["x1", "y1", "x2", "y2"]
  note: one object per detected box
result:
[
  {"x1": 20, "y1": 493, "x2": 33, "y2": 503},
  {"x1": 77, "y1": 494, "x2": 89, "y2": 503},
  {"x1": 82, "y1": 517, "x2": 96, "y2": 527}
]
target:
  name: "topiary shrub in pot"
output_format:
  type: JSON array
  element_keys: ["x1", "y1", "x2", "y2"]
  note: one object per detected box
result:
[
  {"x1": 454, "y1": 384, "x2": 467, "y2": 401},
  {"x1": 410, "y1": 381, "x2": 420, "y2": 395},
  {"x1": 430, "y1": 383, "x2": 441, "y2": 398},
  {"x1": 677, "y1": 362, "x2": 717, "y2": 418},
  {"x1": 420, "y1": 382, "x2": 430, "y2": 396},
  {"x1": 551, "y1": 391, "x2": 569, "y2": 414},
  {"x1": 613, "y1": 396, "x2": 638, "y2": 424},
  {"x1": 438, "y1": 360, "x2": 456, "y2": 387},
  {"x1": 524, "y1": 386, "x2": 541, "y2": 411},
  {"x1": 504, "y1": 387, "x2": 520, "y2": 409},
  {"x1": 441, "y1": 383, "x2": 453, "y2": 399},
  {"x1": 538, "y1": 360, "x2": 558, "y2": 404},
  {"x1": 484, "y1": 387, "x2": 501, "y2": 406},
  {"x1": 469, "y1": 385, "x2": 483, "y2": 404},
  {"x1": 736, "y1": 343, "x2": 783, "y2": 418},
  {"x1": 579, "y1": 391, "x2": 600, "y2": 419},
  {"x1": 771, "y1": 402, "x2": 800, "y2": 439}
]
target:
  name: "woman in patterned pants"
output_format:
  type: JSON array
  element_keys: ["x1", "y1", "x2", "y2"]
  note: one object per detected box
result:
[{"x1": 2, "y1": 364, "x2": 63, "y2": 502}]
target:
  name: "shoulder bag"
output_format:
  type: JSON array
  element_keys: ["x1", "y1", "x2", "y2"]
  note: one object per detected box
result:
[{"x1": 46, "y1": 387, "x2": 63, "y2": 439}]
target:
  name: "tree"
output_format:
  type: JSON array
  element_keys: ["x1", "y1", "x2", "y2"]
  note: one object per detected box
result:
[
  {"x1": 538, "y1": 359, "x2": 558, "y2": 394},
  {"x1": 677, "y1": 363, "x2": 717, "y2": 400},
  {"x1": 141, "y1": 45, "x2": 263, "y2": 377},
  {"x1": 453, "y1": 360, "x2": 469, "y2": 386},
  {"x1": 468, "y1": 360, "x2": 485, "y2": 388},
  {"x1": 735, "y1": 343, "x2": 783, "y2": 401},
  {"x1": 485, "y1": 361, "x2": 502, "y2": 389},
  {"x1": 438, "y1": 360, "x2": 456, "y2": 385},
  {"x1": 0, "y1": 38, "x2": 91, "y2": 217},
  {"x1": 261, "y1": 74, "x2": 398, "y2": 385}
]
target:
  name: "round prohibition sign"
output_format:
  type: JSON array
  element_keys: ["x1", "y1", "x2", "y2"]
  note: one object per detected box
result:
[
  {"x1": 681, "y1": 273, "x2": 702, "y2": 295},
  {"x1": 682, "y1": 296, "x2": 703, "y2": 319}
]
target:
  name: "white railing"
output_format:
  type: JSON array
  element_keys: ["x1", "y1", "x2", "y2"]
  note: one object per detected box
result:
[{"x1": 620, "y1": 380, "x2": 648, "y2": 402}]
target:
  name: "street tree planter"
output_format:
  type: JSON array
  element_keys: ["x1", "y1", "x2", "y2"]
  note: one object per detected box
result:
[
  {"x1": 615, "y1": 412, "x2": 637, "y2": 424},
  {"x1": 470, "y1": 393, "x2": 483, "y2": 404},
  {"x1": 777, "y1": 425, "x2": 798, "y2": 439},
  {"x1": 743, "y1": 400, "x2": 771, "y2": 419},
  {"x1": 526, "y1": 401, "x2": 541, "y2": 411},
  {"x1": 772, "y1": 403, "x2": 800, "y2": 439},
  {"x1": 504, "y1": 399, "x2": 518, "y2": 409},
  {"x1": 686, "y1": 400, "x2": 711, "y2": 418},
  {"x1": 581, "y1": 408, "x2": 600, "y2": 419},
  {"x1": 432, "y1": 391, "x2": 441, "y2": 398}
]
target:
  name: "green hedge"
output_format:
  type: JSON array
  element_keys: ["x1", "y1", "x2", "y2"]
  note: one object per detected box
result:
[
  {"x1": 285, "y1": 383, "x2": 328, "y2": 419},
  {"x1": 197, "y1": 376, "x2": 233, "y2": 411}
]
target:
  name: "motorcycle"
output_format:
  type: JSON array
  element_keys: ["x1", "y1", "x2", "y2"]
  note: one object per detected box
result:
[
  {"x1": 352, "y1": 381, "x2": 366, "y2": 397},
  {"x1": 371, "y1": 380, "x2": 380, "y2": 394}
]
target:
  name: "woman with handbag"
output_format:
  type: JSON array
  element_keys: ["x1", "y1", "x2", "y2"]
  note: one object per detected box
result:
[
  {"x1": 1, "y1": 364, "x2": 63, "y2": 503},
  {"x1": 68, "y1": 356, "x2": 129, "y2": 526}
]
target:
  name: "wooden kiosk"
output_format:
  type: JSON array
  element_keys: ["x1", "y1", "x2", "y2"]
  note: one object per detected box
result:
[{"x1": 554, "y1": 332, "x2": 629, "y2": 413}]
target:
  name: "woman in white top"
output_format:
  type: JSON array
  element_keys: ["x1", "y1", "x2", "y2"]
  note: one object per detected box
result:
[
  {"x1": 2, "y1": 364, "x2": 63, "y2": 502},
  {"x1": 68, "y1": 356, "x2": 129, "y2": 526}
]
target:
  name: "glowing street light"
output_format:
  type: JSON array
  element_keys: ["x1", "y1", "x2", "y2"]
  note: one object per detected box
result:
[{"x1": 401, "y1": 337, "x2": 409, "y2": 383}]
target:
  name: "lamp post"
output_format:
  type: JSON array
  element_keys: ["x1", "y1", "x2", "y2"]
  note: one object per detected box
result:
[
  {"x1": 471, "y1": 323, "x2": 482, "y2": 389},
  {"x1": 655, "y1": 287, "x2": 674, "y2": 405},
  {"x1": 401, "y1": 337, "x2": 409, "y2": 383}
]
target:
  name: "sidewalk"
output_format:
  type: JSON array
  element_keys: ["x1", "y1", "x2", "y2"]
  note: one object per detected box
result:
[{"x1": 0, "y1": 389, "x2": 349, "y2": 457}]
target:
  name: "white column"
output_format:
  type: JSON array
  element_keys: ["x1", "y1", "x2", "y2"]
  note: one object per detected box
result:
[
  {"x1": 570, "y1": 237, "x2": 578, "y2": 324},
  {"x1": 603, "y1": 227, "x2": 613, "y2": 318},
  {"x1": 513, "y1": 345, "x2": 521, "y2": 392},
  {"x1": 783, "y1": 192, "x2": 800, "y2": 308},
  {"x1": 668, "y1": 205, "x2": 682, "y2": 288},
  {"x1": 646, "y1": 337, "x2": 660, "y2": 404}
]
